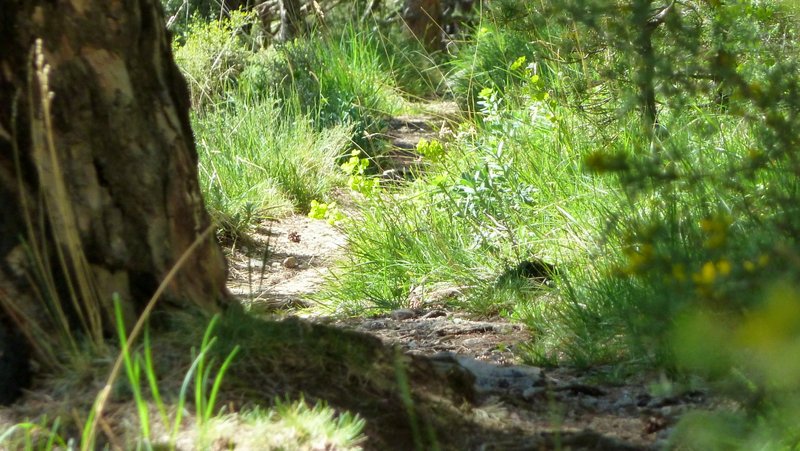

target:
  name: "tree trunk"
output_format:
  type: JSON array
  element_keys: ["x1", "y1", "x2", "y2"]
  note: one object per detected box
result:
[
  {"x1": 277, "y1": 0, "x2": 304, "y2": 43},
  {"x1": 0, "y1": 0, "x2": 232, "y2": 396},
  {"x1": 361, "y1": 0, "x2": 382, "y2": 23},
  {"x1": 636, "y1": 1, "x2": 674, "y2": 132},
  {"x1": 404, "y1": 0, "x2": 443, "y2": 51}
]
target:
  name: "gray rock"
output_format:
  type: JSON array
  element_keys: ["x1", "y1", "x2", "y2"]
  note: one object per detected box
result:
[
  {"x1": 390, "y1": 309, "x2": 417, "y2": 320},
  {"x1": 462, "y1": 337, "x2": 486, "y2": 347},
  {"x1": 433, "y1": 352, "x2": 543, "y2": 396},
  {"x1": 420, "y1": 309, "x2": 447, "y2": 319},
  {"x1": 361, "y1": 320, "x2": 388, "y2": 330},
  {"x1": 407, "y1": 281, "x2": 468, "y2": 308}
]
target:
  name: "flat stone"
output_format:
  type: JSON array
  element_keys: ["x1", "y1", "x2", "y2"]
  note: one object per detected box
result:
[{"x1": 420, "y1": 309, "x2": 447, "y2": 319}]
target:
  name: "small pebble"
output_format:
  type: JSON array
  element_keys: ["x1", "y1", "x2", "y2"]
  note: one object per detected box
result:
[{"x1": 283, "y1": 256, "x2": 299, "y2": 269}]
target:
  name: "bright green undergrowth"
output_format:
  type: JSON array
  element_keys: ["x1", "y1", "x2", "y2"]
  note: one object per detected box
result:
[
  {"x1": 316, "y1": 4, "x2": 800, "y2": 446},
  {"x1": 173, "y1": 10, "x2": 257, "y2": 110},
  {"x1": 317, "y1": 76, "x2": 608, "y2": 322},
  {"x1": 198, "y1": 399, "x2": 366, "y2": 450},
  {"x1": 173, "y1": 14, "x2": 419, "y2": 239}
]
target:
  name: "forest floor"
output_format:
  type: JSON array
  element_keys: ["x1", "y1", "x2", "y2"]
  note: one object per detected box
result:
[{"x1": 223, "y1": 103, "x2": 719, "y2": 450}]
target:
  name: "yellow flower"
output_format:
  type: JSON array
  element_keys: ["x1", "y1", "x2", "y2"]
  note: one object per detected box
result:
[
  {"x1": 693, "y1": 261, "x2": 717, "y2": 285},
  {"x1": 509, "y1": 56, "x2": 526, "y2": 71},
  {"x1": 717, "y1": 259, "x2": 732, "y2": 276},
  {"x1": 692, "y1": 260, "x2": 732, "y2": 286}
]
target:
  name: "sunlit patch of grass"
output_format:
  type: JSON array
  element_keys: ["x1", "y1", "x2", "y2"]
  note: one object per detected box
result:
[{"x1": 198, "y1": 401, "x2": 366, "y2": 450}]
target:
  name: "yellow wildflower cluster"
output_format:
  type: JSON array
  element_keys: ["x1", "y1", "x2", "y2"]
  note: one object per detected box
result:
[
  {"x1": 692, "y1": 260, "x2": 732, "y2": 285},
  {"x1": 671, "y1": 254, "x2": 769, "y2": 288},
  {"x1": 743, "y1": 254, "x2": 770, "y2": 272}
]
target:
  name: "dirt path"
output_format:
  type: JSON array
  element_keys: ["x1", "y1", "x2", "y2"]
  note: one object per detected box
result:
[
  {"x1": 226, "y1": 214, "x2": 347, "y2": 311},
  {"x1": 225, "y1": 103, "x2": 712, "y2": 450}
]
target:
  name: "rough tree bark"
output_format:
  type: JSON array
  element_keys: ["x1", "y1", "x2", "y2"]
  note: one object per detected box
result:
[
  {"x1": 403, "y1": 0, "x2": 443, "y2": 51},
  {"x1": 0, "y1": 0, "x2": 232, "y2": 400}
]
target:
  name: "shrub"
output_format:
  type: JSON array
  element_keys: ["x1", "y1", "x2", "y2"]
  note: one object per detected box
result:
[
  {"x1": 447, "y1": 23, "x2": 537, "y2": 114},
  {"x1": 173, "y1": 11, "x2": 256, "y2": 109}
]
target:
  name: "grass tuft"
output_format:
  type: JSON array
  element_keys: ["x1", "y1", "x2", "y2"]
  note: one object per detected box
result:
[{"x1": 195, "y1": 98, "x2": 351, "y2": 239}]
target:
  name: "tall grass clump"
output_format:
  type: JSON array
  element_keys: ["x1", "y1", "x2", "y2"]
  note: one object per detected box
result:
[
  {"x1": 194, "y1": 97, "x2": 352, "y2": 239},
  {"x1": 447, "y1": 18, "x2": 539, "y2": 115},
  {"x1": 240, "y1": 25, "x2": 404, "y2": 152},
  {"x1": 364, "y1": 16, "x2": 450, "y2": 100},
  {"x1": 0, "y1": 39, "x2": 167, "y2": 375}
]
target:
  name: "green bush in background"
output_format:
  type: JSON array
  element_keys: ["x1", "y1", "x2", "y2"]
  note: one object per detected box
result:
[
  {"x1": 173, "y1": 10, "x2": 257, "y2": 109},
  {"x1": 240, "y1": 26, "x2": 404, "y2": 152}
]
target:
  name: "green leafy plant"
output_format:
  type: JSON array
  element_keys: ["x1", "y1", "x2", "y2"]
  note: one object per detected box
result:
[
  {"x1": 308, "y1": 200, "x2": 347, "y2": 225},
  {"x1": 318, "y1": 63, "x2": 600, "y2": 318},
  {"x1": 173, "y1": 11, "x2": 256, "y2": 109},
  {"x1": 448, "y1": 22, "x2": 539, "y2": 114},
  {"x1": 416, "y1": 138, "x2": 445, "y2": 163},
  {"x1": 340, "y1": 150, "x2": 382, "y2": 197}
]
